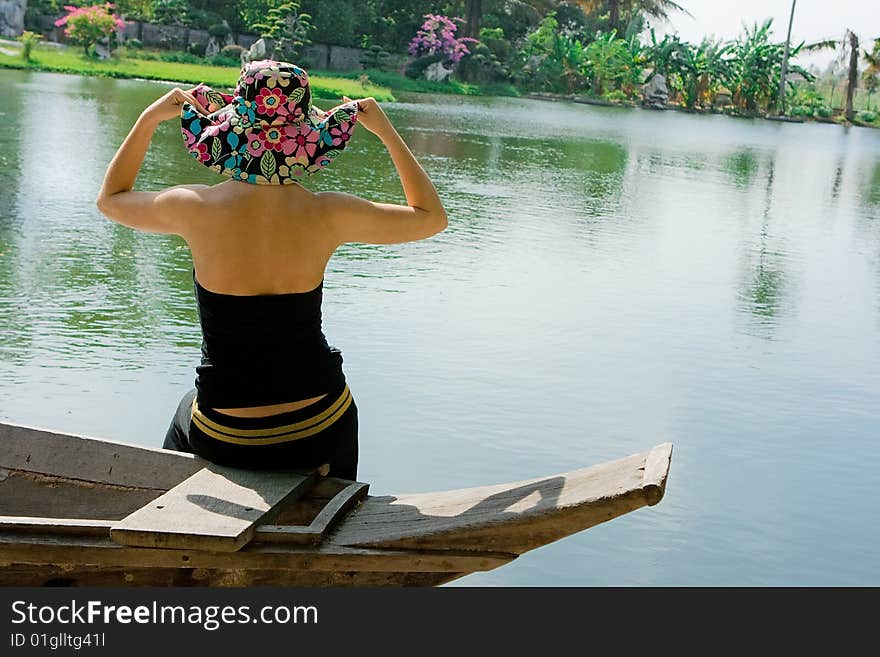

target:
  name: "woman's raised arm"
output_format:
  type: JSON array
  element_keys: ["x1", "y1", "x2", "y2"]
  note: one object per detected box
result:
[{"x1": 320, "y1": 97, "x2": 447, "y2": 245}]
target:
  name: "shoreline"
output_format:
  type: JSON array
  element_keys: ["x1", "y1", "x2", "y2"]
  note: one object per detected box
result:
[
  {"x1": 524, "y1": 91, "x2": 878, "y2": 129},
  {"x1": 0, "y1": 46, "x2": 396, "y2": 102}
]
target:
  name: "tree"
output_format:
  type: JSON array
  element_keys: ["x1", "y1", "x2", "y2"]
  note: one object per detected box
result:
[
  {"x1": 575, "y1": 0, "x2": 691, "y2": 34},
  {"x1": 728, "y1": 19, "x2": 809, "y2": 113},
  {"x1": 863, "y1": 39, "x2": 880, "y2": 109},
  {"x1": 250, "y1": 1, "x2": 313, "y2": 60},
  {"x1": 807, "y1": 29, "x2": 866, "y2": 119},
  {"x1": 54, "y1": 4, "x2": 126, "y2": 56},
  {"x1": 845, "y1": 30, "x2": 859, "y2": 122},
  {"x1": 672, "y1": 38, "x2": 733, "y2": 109}
]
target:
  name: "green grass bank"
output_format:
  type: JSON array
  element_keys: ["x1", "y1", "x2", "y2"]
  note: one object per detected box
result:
[{"x1": 0, "y1": 45, "x2": 396, "y2": 101}]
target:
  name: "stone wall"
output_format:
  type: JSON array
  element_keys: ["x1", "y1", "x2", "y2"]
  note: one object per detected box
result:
[{"x1": 24, "y1": 14, "x2": 258, "y2": 51}]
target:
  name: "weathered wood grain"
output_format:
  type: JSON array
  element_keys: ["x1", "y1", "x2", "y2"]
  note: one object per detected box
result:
[
  {"x1": 330, "y1": 448, "x2": 671, "y2": 554},
  {"x1": 111, "y1": 466, "x2": 315, "y2": 552},
  {"x1": 0, "y1": 422, "x2": 204, "y2": 489},
  {"x1": 255, "y1": 482, "x2": 369, "y2": 545},
  {"x1": 642, "y1": 443, "x2": 673, "y2": 505},
  {"x1": 0, "y1": 533, "x2": 513, "y2": 574},
  {"x1": 0, "y1": 564, "x2": 465, "y2": 587}
]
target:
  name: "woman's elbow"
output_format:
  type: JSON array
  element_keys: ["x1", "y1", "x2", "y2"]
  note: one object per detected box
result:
[
  {"x1": 95, "y1": 193, "x2": 113, "y2": 218},
  {"x1": 430, "y1": 209, "x2": 448, "y2": 236}
]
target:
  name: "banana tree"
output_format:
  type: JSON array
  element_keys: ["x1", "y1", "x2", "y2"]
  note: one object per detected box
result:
[
  {"x1": 672, "y1": 38, "x2": 733, "y2": 109},
  {"x1": 729, "y1": 19, "x2": 810, "y2": 113},
  {"x1": 583, "y1": 29, "x2": 630, "y2": 96}
]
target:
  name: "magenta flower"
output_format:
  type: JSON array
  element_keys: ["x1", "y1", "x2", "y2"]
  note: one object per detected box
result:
[{"x1": 407, "y1": 14, "x2": 478, "y2": 64}]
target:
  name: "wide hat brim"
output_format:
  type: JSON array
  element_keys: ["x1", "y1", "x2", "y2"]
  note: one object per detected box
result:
[{"x1": 180, "y1": 80, "x2": 358, "y2": 185}]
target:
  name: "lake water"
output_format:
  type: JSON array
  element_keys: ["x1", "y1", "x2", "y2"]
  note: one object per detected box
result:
[{"x1": 0, "y1": 69, "x2": 878, "y2": 586}]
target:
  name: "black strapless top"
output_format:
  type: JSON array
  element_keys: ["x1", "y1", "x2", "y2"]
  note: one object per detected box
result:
[{"x1": 192, "y1": 270, "x2": 345, "y2": 408}]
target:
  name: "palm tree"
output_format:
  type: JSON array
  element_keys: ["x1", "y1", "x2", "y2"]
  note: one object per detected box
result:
[
  {"x1": 861, "y1": 38, "x2": 879, "y2": 110},
  {"x1": 844, "y1": 30, "x2": 859, "y2": 121},
  {"x1": 461, "y1": 0, "x2": 560, "y2": 39},
  {"x1": 807, "y1": 30, "x2": 864, "y2": 119},
  {"x1": 574, "y1": 0, "x2": 692, "y2": 34}
]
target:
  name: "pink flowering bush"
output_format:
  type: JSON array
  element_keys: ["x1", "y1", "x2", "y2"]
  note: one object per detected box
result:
[
  {"x1": 408, "y1": 14, "x2": 478, "y2": 65},
  {"x1": 54, "y1": 4, "x2": 126, "y2": 56}
]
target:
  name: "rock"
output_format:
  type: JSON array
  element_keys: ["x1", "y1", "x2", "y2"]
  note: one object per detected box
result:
[
  {"x1": 714, "y1": 89, "x2": 732, "y2": 109},
  {"x1": 424, "y1": 60, "x2": 453, "y2": 82},
  {"x1": 95, "y1": 37, "x2": 111, "y2": 60},
  {"x1": 205, "y1": 36, "x2": 219, "y2": 58},
  {"x1": 242, "y1": 37, "x2": 267, "y2": 65},
  {"x1": 642, "y1": 73, "x2": 668, "y2": 109},
  {"x1": 0, "y1": 0, "x2": 26, "y2": 38}
]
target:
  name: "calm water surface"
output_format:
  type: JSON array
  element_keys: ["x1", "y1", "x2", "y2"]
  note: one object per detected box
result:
[{"x1": 1, "y1": 70, "x2": 878, "y2": 585}]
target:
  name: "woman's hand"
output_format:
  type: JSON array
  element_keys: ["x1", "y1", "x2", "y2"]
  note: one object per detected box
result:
[
  {"x1": 342, "y1": 95, "x2": 393, "y2": 139},
  {"x1": 141, "y1": 86, "x2": 209, "y2": 125}
]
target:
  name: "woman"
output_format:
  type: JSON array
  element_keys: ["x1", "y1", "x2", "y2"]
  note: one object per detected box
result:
[{"x1": 96, "y1": 60, "x2": 447, "y2": 480}]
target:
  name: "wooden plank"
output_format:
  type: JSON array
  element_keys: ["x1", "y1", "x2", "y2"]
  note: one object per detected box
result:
[
  {"x1": 331, "y1": 445, "x2": 672, "y2": 554},
  {"x1": 0, "y1": 516, "x2": 113, "y2": 537},
  {"x1": 0, "y1": 534, "x2": 514, "y2": 574},
  {"x1": 111, "y1": 466, "x2": 315, "y2": 552},
  {"x1": 0, "y1": 421, "x2": 205, "y2": 489},
  {"x1": 0, "y1": 563, "x2": 468, "y2": 587},
  {"x1": 642, "y1": 442, "x2": 673, "y2": 505},
  {"x1": 0, "y1": 468, "x2": 162, "y2": 520},
  {"x1": 256, "y1": 482, "x2": 369, "y2": 545}
]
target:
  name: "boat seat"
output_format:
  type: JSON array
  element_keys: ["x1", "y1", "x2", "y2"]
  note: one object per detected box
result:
[{"x1": 110, "y1": 464, "x2": 322, "y2": 552}]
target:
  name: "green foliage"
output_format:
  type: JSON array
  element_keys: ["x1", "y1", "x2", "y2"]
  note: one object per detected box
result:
[
  {"x1": 785, "y1": 82, "x2": 825, "y2": 117},
  {"x1": 668, "y1": 38, "x2": 733, "y2": 109},
  {"x1": 456, "y1": 40, "x2": 509, "y2": 84},
  {"x1": 727, "y1": 19, "x2": 811, "y2": 113},
  {"x1": 603, "y1": 89, "x2": 628, "y2": 102},
  {"x1": 516, "y1": 13, "x2": 587, "y2": 94},
  {"x1": 152, "y1": 0, "x2": 190, "y2": 26},
  {"x1": 208, "y1": 23, "x2": 231, "y2": 38},
  {"x1": 159, "y1": 50, "x2": 202, "y2": 63},
  {"x1": 187, "y1": 41, "x2": 206, "y2": 57},
  {"x1": 859, "y1": 110, "x2": 877, "y2": 123},
  {"x1": 207, "y1": 44, "x2": 245, "y2": 67},
  {"x1": 250, "y1": 1, "x2": 313, "y2": 60},
  {"x1": 126, "y1": 38, "x2": 143, "y2": 49},
  {"x1": 19, "y1": 31, "x2": 43, "y2": 63},
  {"x1": 360, "y1": 45, "x2": 392, "y2": 71}
]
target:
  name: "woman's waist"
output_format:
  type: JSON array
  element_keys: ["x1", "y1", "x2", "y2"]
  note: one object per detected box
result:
[
  {"x1": 190, "y1": 381, "x2": 354, "y2": 446},
  {"x1": 194, "y1": 354, "x2": 345, "y2": 409}
]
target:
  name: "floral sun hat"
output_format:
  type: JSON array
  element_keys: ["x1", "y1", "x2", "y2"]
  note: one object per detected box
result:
[{"x1": 180, "y1": 60, "x2": 359, "y2": 184}]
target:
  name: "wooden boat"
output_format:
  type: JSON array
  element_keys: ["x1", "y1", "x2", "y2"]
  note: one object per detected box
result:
[{"x1": 0, "y1": 421, "x2": 672, "y2": 586}]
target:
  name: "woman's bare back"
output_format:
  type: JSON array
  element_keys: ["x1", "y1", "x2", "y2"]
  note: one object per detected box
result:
[{"x1": 182, "y1": 180, "x2": 337, "y2": 296}]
